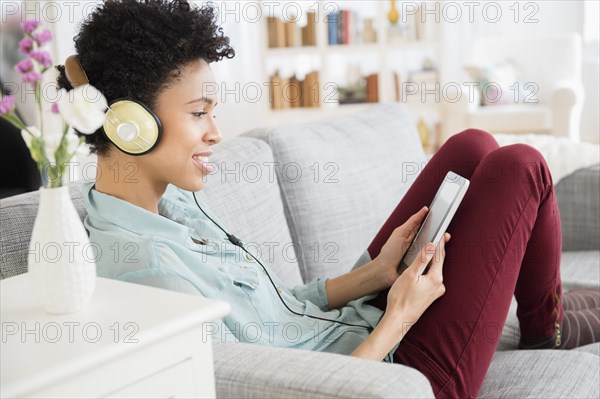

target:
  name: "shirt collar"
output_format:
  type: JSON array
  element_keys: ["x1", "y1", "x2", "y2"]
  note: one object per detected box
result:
[{"x1": 82, "y1": 181, "x2": 193, "y2": 242}]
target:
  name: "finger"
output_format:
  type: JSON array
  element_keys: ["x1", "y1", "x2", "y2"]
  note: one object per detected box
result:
[
  {"x1": 427, "y1": 233, "x2": 449, "y2": 278},
  {"x1": 402, "y1": 206, "x2": 429, "y2": 242},
  {"x1": 410, "y1": 242, "x2": 436, "y2": 276}
]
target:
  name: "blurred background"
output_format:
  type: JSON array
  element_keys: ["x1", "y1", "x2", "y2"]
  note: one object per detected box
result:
[{"x1": 1, "y1": 0, "x2": 598, "y2": 197}]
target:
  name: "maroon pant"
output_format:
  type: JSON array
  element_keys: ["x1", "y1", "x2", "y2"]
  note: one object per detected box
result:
[{"x1": 365, "y1": 129, "x2": 563, "y2": 398}]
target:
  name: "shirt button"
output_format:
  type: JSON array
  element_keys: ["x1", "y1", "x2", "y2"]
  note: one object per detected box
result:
[
  {"x1": 245, "y1": 253, "x2": 254, "y2": 261},
  {"x1": 277, "y1": 287, "x2": 283, "y2": 293},
  {"x1": 192, "y1": 237, "x2": 209, "y2": 245}
]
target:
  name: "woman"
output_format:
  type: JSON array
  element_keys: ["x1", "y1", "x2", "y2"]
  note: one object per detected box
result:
[{"x1": 56, "y1": 1, "x2": 599, "y2": 397}]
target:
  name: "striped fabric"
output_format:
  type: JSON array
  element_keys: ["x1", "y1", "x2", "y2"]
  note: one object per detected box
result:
[
  {"x1": 479, "y1": 349, "x2": 600, "y2": 398},
  {"x1": 556, "y1": 164, "x2": 600, "y2": 251},
  {"x1": 212, "y1": 341, "x2": 435, "y2": 398}
]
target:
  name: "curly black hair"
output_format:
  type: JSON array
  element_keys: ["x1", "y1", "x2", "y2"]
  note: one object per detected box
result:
[{"x1": 56, "y1": 0, "x2": 235, "y2": 156}]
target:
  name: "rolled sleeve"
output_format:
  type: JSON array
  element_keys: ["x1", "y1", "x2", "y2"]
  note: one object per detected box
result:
[{"x1": 290, "y1": 277, "x2": 330, "y2": 311}]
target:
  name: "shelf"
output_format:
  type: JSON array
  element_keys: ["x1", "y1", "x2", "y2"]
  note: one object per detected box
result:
[
  {"x1": 259, "y1": 0, "x2": 445, "y2": 132},
  {"x1": 325, "y1": 43, "x2": 380, "y2": 53},
  {"x1": 386, "y1": 40, "x2": 440, "y2": 50},
  {"x1": 265, "y1": 41, "x2": 439, "y2": 57},
  {"x1": 266, "y1": 46, "x2": 320, "y2": 56}
]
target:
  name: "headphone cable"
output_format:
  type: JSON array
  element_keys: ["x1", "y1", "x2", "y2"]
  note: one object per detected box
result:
[{"x1": 191, "y1": 192, "x2": 373, "y2": 332}]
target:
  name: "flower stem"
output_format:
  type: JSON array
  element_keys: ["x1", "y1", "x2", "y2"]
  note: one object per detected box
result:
[{"x1": 1, "y1": 113, "x2": 29, "y2": 132}]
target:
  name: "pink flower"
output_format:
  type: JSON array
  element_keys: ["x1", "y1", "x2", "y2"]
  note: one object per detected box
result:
[
  {"x1": 21, "y1": 20, "x2": 40, "y2": 34},
  {"x1": 29, "y1": 50, "x2": 52, "y2": 69},
  {"x1": 33, "y1": 29, "x2": 53, "y2": 46},
  {"x1": 15, "y1": 58, "x2": 34, "y2": 73},
  {"x1": 19, "y1": 37, "x2": 34, "y2": 54},
  {"x1": 51, "y1": 102, "x2": 59, "y2": 114},
  {"x1": 22, "y1": 71, "x2": 42, "y2": 85},
  {"x1": 0, "y1": 96, "x2": 16, "y2": 115}
]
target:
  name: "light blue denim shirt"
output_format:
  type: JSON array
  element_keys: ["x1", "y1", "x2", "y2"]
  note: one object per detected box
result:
[{"x1": 82, "y1": 182, "x2": 399, "y2": 363}]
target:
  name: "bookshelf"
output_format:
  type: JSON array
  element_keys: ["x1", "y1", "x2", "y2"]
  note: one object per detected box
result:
[{"x1": 259, "y1": 0, "x2": 446, "y2": 150}]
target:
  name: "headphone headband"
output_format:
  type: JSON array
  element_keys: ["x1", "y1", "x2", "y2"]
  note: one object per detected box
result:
[{"x1": 64, "y1": 55, "x2": 90, "y2": 88}]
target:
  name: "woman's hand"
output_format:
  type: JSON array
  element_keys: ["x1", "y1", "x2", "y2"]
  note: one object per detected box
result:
[
  {"x1": 351, "y1": 235, "x2": 450, "y2": 359},
  {"x1": 374, "y1": 206, "x2": 429, "y2": 288},
  {"x1": 383, "y1": 234, "x2": 450, "y2": 337}
]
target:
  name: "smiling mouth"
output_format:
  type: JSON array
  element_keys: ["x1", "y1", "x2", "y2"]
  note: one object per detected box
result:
[
  {"x1": 192, "y1": 154, "x2": 209, "y2": 163},
  {"x1": 192, "y1": 154, "x2": 214, "y2": 173}
]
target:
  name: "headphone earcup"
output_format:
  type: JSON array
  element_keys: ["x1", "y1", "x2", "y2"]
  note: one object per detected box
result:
[{"x1": 102, "y1": 100, "x2": 162, "y2": 155}]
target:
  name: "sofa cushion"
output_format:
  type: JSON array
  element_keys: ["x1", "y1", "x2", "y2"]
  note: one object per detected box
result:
[
  {"x1": 479, "y1": 349, "x2": 600, "y2": 398},
  {"x1": 573, "y1": 342, "x2": 600, "y2": 357},
  {"x1": 197, "y1": 137, "x2": 303, "y2": 287},
  {"x1": 243, "y1": 104, "x2": 427, "y2": 282},
  {"x1": 560, "y1": 250, "x2": 600, "y2": 291},
  {"x1": 556, "y1": 164, "x2": 600, "y2": 251}
]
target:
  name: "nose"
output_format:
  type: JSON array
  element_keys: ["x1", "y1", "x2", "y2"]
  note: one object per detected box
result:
[{"x1": 205, "y1": 115, "x2": 222, "y2": 145}]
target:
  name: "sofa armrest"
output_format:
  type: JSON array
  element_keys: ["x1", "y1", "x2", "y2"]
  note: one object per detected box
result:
[
  {"x1": 551, "y1": 81, "x2": 584, "y2": 139},
  {"x1": 212, "y1": 341, "x2": 434, "y2": 398},
  {"x1": 555, "y1": 164, "x2": 600, "y2": 251}
]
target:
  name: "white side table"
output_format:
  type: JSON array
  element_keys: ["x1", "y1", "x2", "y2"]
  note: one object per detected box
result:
[{"x1": 0, "y1": 274, "x2": 230, "y2": 398}]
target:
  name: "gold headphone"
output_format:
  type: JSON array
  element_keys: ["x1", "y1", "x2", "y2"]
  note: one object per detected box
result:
[{"x1": 64, "y1": 55, "x2": 162, "y2": 155}]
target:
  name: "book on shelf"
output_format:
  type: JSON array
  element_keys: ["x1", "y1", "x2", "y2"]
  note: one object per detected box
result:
[
  {"x1": 300, "y1": 12, "x2": 317, "y2": 46},
  {"x1": 302, "y1": 71, "x2": 320, "y2": 108},
  {"x1": 268, "y1": 13, "x2": 316, "y2": 48},
  {"x1": 270, "y1": 72, "x2": 283, "y2": 109},
  {"x1": 269, "y1": 70, "x2": 320, "y2": 110},
  {"x1": 285, "y1": 16, "x2": 302, "y2": 47},
  {"x1": 288, "y1": 75, "x2": 302, "y2": 108},
  {"x1": 327, "y1": 9, "x2": 360, "y2": 45},
  {"x1": 394, "y1": 72, "x2": 401, "y2": 102},
  {"x1": 366, "y1": 73, "x2": 379, "y2": 103},
  {"x1": 267, "y1": 17, "x2": 286, "y2": 48}
]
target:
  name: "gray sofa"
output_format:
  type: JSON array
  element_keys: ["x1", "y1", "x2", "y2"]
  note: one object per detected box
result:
[{"x1": 1, "y1": 104, "x2": 599, "y2": 398}]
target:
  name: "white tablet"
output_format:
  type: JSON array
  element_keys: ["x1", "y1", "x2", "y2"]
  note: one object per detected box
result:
[{"x1": 397, "y1": 171, "x2": 470, "y2": 275}]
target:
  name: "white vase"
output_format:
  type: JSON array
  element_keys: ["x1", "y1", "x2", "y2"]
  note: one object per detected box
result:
[{"x1": 27, "y1": 186, "x2": 97, "y2": 314}]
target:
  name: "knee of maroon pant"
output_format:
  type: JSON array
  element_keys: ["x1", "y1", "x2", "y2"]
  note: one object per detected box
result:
[
  {"x1": 447, "y1": 129, "x2": 497, "y2": 148},
  {"x1": 440, "y1": 129, "x2": 499, "y2": 176},
  {"x1": 481, "y1": 143, "x2": 554, "y2": 188}
]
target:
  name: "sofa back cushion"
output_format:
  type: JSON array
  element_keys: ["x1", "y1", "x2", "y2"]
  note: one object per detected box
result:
[
  {"x1": 0, "y1": 137, "x2": 304, "y2": 287},
  {"x1": 555, "y1": 164, "x2": 600, "y2": 251},
  {"x1": 243, "y1": 104, "x2": 427, "y2": 282},
  {"x1": 197, "y1": 137, "x2": 304, "y2": 287}
]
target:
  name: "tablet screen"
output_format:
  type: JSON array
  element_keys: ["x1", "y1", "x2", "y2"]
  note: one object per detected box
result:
[{"x1": 398, "y1": 177, "x2": 463, "y2": 273}]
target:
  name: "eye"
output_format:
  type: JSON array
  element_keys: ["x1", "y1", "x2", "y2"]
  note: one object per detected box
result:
[{"x1": 191, "y1": 112, "x2": 207, "y2": 119}]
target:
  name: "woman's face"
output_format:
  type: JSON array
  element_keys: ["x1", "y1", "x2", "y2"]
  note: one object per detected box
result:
[{"x1": 140, "y1": 58, "x2": 222, "y2": 192}]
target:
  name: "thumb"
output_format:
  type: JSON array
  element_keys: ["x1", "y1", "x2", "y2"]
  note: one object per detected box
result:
[{"x1": 410, "y1": 242, "x2": 436, "y2": 275}]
